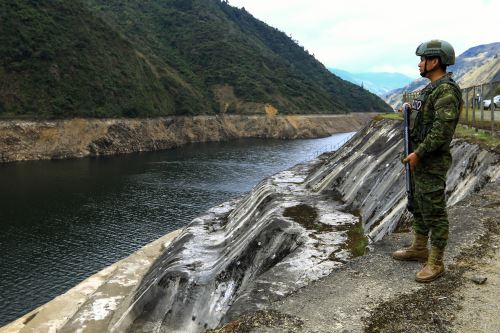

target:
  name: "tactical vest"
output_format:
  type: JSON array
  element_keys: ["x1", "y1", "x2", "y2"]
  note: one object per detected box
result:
[{"x1": 409, "y1": 74, "x2": 462, "y2": 143}]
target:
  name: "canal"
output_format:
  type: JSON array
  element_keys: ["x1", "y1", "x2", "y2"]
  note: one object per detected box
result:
[{"x1": 0, "y1": 132, "x2": 353, "y2": 325}]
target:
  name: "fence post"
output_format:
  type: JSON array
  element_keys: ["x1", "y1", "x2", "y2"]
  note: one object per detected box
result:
[
  {"x1": 473, "y1": 86, "x2": 478, "y2": 132},
  {"x1": 464, "y1": 87, "x2": 469, "y2": 126},
  {"x1": 491, "y1": 81, "x2": 495, "y2": 136},
  {"x1": 480, "y1": 84, "x2": 484, "y2": 123}
]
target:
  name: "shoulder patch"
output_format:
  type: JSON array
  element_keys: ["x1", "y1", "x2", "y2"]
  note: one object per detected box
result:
[
  {"x1": 433, "y1": 82, "x2": 458, "y2": 95},
  {"x1": 435, "y1": 93, "x2": 459, "y2": 108}
]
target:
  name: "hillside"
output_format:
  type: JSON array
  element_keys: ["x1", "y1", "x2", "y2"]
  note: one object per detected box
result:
[
  {"x1": 0, "y1": 0, "x2": 183, "y2": 118},
  {"x1": 383, "y1": 42, "x2": 500, "y2": 109},
  {"x1": 329, "y1": 68, "x2": 414, "y2": 96},
  {"x1": 0, "y1": 0, "x2": 391, "y2": 119}
]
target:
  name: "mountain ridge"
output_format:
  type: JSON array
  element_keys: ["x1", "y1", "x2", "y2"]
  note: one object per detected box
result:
[
  {"x1": 0, "y1": 0, "x2": 391, "y2": 119},
  {"x1": 329, "y1": 68, "x2": 414, "y2": 96}
]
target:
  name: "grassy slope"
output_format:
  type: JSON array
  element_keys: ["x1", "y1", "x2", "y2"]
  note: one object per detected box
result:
[
  {"x1": 454, "y1": 124, "x2": 500, "y2": 152},
  {"x1": 377, "y1": 113, "x2": 499, "y2": 152}
]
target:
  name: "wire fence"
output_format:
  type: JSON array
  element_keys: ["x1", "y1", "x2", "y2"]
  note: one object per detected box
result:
[{"x1": 402, "y1": 80, "x2": 500, "y2": 136}]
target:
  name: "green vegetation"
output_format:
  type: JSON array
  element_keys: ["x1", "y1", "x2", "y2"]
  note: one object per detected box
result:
[
  {"x1": 374, "y1": 114, "x2": 499, "y2": 150},
  {"x1": 0, "y1": 0, "x2": 391, "y2": 118},
  {"x1": 283, "y1": 204, "x2": 368, "y2": 257},
  {"x1": 345, "y1": 221, "x2": 369, "y2": 258},
  {"x1": 454, "y1": 124, "x2": 500, "y2": 151},
  {"x1": 0, "y1": 0, "x2": 185, "y2": 118},
  {"x1": 374, "y1": 112, "x2": 403, "y2": 121}
]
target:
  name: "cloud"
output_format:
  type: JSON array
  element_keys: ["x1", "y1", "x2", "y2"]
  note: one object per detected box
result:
[
  {"x1": 369, "y1": 65, "x2": 417, "y2": 77},
  {"x1": 228, "y1": 0, "x2": 500, "y2": 75}
]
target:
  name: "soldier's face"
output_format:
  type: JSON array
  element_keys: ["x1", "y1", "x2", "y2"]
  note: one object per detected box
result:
[
  {"x1": 418, "y1": 56, "x2": 427, "y2": 75},
  {"x1": 418, "y1": 56, "x2": 439, "y2": 76}
]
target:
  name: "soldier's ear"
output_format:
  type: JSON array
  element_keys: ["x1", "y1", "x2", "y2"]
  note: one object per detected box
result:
[{"x1": 429, "y1": 58, "x2": 440, "y2": 70}]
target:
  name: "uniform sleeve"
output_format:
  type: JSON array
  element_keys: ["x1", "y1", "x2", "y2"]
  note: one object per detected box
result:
[{"x1": 414, "y1": 84, "x2": 460, "y2": 158}]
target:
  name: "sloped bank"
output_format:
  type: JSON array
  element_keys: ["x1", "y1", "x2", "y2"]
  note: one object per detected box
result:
[
  {"x1": 0, "y1": 113, "x2": 377, "y2": 163},
  {"x1": 2, "y1": 119, "x2": 498, "y2": 333},
  {"x1": 222, "y1": 180, "x2": 500, "y2": 333}
]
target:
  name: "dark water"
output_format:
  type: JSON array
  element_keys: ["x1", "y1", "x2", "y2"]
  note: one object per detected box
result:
[{"x1": 0, "y1": 133, "x2": 353, "y2": 326}]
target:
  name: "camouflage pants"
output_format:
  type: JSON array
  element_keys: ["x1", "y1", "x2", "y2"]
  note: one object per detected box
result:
[{"x1": 411, "y1": 162, "x2": 449, "y2": 249}]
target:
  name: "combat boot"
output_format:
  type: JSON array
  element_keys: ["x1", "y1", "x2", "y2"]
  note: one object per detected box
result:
[
  {"x1": 392, "y1": 233, "x2": 428, "y2": 262},
  {"x1": 415, "y1": 246, "x2": 445, "y2": 283}
]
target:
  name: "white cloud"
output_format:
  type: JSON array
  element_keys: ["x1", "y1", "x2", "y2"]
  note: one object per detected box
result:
[
  {"x1": 228, "y1": 0, "x2": 500, "y2": 76},
  {"x1": 369, "y1": 65, "x2": 417, "y2": 77}
]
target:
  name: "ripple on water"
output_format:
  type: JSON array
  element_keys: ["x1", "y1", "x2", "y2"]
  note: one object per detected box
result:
[{"x1": 0, "y1": 133, "x2": 354, "y2": 325}]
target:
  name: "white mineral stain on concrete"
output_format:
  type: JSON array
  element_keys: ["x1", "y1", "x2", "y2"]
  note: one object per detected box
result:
[
  {"x1": 107, "y1": 260, "x2": 150, "y2": 287},
  {"x1": 318, "y1": 210, "x2": 358, "y2": 226},
  {"x1": 76, "y1": 296, "x2": 124, "y2": 323}
]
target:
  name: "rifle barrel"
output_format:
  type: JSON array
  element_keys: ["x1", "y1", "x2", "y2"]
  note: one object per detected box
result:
[{"x1": 403, "y1": 104, "x2": 414, "y2": 212}]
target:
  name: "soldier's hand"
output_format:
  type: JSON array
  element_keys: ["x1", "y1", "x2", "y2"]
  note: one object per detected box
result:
[
  {"x1": 403, "y1": 152, "x2": 419, "y2": 172},
  {"x1": 399, "y1": 102, "x2": 411, "y2": 113}
]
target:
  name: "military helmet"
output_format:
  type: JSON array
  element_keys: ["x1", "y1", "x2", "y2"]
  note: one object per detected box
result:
[{"x1": 415, "y1": 39, "x2": 455, "y2": 65}]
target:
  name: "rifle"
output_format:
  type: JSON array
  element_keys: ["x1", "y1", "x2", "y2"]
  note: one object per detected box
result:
[{"x1": 402, "y1": 103, "x2": 414, "y2": 213}]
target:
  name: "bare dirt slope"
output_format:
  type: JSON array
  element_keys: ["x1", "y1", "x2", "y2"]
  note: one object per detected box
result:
[{"x1": 0, "y1": 114, "x2": 376, "y2": 163}]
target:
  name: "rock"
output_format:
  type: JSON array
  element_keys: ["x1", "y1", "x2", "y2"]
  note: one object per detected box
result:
[{"x1": 470, "y1": 275, "x2": 488, "y2": 285}]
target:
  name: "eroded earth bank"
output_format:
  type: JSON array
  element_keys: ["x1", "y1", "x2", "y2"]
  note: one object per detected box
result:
[{"x1": 0, "y1": 113, "x2": 376, "y2": 163}]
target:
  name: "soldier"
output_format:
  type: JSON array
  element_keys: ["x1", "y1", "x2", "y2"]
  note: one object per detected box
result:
[{"x1": 392, "y1": 40, "x2": 463, "y2": 282}]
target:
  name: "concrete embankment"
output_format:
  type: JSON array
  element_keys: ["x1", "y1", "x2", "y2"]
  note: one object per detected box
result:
[
  {"x1": 0, "y1": 113, "x2": 377, "y2": 163},
  {"x1": 0, "y1": 230, "x2": 183, "y2": 333},
  {"x1": 218, "y1": 180, "x2": 500, "y2": 333},
  {"x1": 2, "y1": 118, "x2": 498, "y2": 333}
]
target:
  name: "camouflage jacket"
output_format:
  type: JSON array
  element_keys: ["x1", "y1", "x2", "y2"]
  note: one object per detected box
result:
[{"x1": 409, "y1": 73, "x2": 462, "y2": 159}]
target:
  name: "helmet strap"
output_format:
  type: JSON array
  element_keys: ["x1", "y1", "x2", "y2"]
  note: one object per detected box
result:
[
  {"x1": 420, "y1": 57, "x2": 436, "y2": 78},
  {"x1": 420, "y1": 58, "x2": 429, "y2": 77}
]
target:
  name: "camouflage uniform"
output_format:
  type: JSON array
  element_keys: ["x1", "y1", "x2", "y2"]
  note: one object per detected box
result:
[{"x1": 409, "y1": 73, "x2": 462, "y2": 249}]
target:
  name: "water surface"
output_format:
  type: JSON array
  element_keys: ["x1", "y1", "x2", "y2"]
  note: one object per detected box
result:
[{"x1": 0, "y1": 133, "x2": 353, "y2": 325}]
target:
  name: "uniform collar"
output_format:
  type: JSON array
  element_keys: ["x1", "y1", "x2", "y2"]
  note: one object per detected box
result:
[{"x1": 423, "y1": 72, "x2": 454, "y2": 92}]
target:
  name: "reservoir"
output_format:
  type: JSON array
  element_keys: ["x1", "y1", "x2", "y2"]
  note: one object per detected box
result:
[{"x1": 0, "y1": 132, "x2": 353, "y2": 326}]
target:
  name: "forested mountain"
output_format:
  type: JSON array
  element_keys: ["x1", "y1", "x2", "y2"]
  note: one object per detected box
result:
[
  {"x1": 0, "y1": 0, "x2": 177, "y2": 118},
  {"x1": 0, "y1": 0, "x2": 390, "y2": 118}
]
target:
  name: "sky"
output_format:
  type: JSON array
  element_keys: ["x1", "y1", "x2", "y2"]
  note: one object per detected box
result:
[{"x1": 228, "y1": 0, "x2": 500, "y2": 79}]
